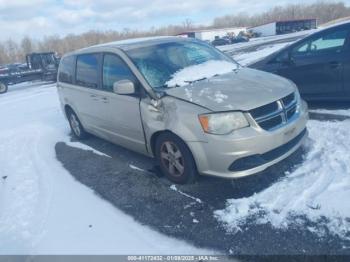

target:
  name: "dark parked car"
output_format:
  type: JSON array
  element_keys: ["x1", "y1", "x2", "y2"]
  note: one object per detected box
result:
[
  {"x1": 212, "y1": 38, "x2": 231, "y2": 46},
  {"x1": 231, "y1": 36, "x2": 249, "y2": 44},
  {"x1": 251, "y1": 22, "x2": 350, "y2": 101}
]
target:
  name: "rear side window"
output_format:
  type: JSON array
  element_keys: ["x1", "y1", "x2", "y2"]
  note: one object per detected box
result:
[
  {"x1": 293, "y1": 29, "x2": 348, "y2": 55},
  {"x1": 102, "y1": 54, "x2": 137, "y2": 91},
  {"x1": 76, "y1": 54, "x2": 99, "y2": 88},
  {"x1": 59, "y1": 56, "x2": 75, "y2": 84}
]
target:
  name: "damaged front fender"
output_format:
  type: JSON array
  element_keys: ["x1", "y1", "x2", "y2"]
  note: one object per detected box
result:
[{"x1": 140, "y1": 95, "x2": 210, "y2": 156}]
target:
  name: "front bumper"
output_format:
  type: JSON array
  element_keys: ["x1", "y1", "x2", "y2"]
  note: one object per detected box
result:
[{"x1": 187, "y1": 101, "x2": 309, "y2": 179}]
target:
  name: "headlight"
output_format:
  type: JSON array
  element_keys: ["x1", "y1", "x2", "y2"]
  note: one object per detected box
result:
[{"x1": 198, "y1": 112, "x2": 249, "y2": 135}]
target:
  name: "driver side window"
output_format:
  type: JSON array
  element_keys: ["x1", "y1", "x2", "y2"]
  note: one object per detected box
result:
[
  {"x1": 292, "y1": 29, "x2": 348, "y2": 56},
  {"x1": 102, "y1": 54, "x2": 138, "y2": 92}
]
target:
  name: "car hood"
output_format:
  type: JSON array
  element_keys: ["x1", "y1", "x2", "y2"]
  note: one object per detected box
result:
[{"x1": 165, "y1": 67, "x2": 296, "y2": 112}]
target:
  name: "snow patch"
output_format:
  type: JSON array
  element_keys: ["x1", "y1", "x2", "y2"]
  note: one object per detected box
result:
[
  {"x1": 197, "y1": 88, "x2": 229, "y2": 104},
  {"x1": 65, "y1": 141, "x2": 112, "y2": 158},
  {"x1": 212, "y1": 91, "x2": 228, "y2": 103},
  {"x1": 184, "y1": 88, "x2": 193, "y2": 102},
  {"x1": 129, "y1": 164, "x2": 147, "y2": 172},
  {"x1": 165, "y1": 60, "x2": 237, "y2": 87},
  {"x1": 170, "y1": 185, "x2": 202, "y2": 204},
  {"x1": 215, "y1": 120, "x2": 350, "y2": 240}
]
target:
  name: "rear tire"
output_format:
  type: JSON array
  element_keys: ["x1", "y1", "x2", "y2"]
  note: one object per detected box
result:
[
  {"x1": 155, "y1": 132, "x2": 197, "y2": 184},
  {"x1": 66, "y1": 109, "x2": 88, "y2": 140},
  {"x1": 0, "y1": 82, "x2": 8, "y2": 94}
]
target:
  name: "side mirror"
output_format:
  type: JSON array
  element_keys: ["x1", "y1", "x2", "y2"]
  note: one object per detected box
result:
[
  {"x1": 113, "y1": 80, "x2": 135, "y2": 95},
  {"x1": 275, "y1": 53, "x2": 294, "y2": 66},
  {"x1": 279, "y1": 55, "x2": 291, "y2": 64}
]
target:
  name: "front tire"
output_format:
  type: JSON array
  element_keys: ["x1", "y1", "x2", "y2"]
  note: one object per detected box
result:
[
  {"x1": 0, "y1": 82, "x2": 8, "y2": 94},
  {"x1": 66, "y1": 109, "x2": 88, "y2": 140},
  {"x1": 155, "y1": 133, "x2": 197, "y2": 184}
]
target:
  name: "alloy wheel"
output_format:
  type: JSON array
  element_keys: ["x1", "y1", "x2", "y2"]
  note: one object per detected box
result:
[
  {"x1": 0, "y1": 83, "x2": 7, "y2": 93},
  {"x1": 160, "y1": 141, "x2": 185, "y2": 177},
  {"x1": 70, "y1": 114, "x2": 81, "y2": 137}
]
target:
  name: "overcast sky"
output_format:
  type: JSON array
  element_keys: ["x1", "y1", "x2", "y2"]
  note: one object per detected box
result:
[{"x1": 0, "y1": 0, "x2": 349, "y2": 41}]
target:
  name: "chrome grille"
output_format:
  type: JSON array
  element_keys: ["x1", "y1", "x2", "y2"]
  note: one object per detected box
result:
[{"x1": 249, "y1": 92, "x2": 298, "y2": 131}]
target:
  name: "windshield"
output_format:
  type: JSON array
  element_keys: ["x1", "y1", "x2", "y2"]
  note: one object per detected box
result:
[{"x1": 126, "y1": 40, "x2": 238, "y2": 89}]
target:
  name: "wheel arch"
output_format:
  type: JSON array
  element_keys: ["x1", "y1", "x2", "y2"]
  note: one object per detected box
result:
[
  {"x1": 151, "y1": 130, "x2": 199, "y2": 184},
  {"x1": 64, "y1": 104, "x2": 74, "y2": 118},
  {"x1": 150, "y1": 130, "x2": 172, "y2": 157},
  {"x1": 150, "y1": 130, "x2": 198, "y2": 170},
  {"x1": 63, "y1": 104, "x2": 82, "y2": 121},
  {"x1": 64, "y1": 103, "x2": 89, "y2": 139},
  {"x1": 0, "y1": 81, "x2": 8, "y2": 94},
  {"x1": 63, "y1": 104, "x2": 87, "y2": 128}
]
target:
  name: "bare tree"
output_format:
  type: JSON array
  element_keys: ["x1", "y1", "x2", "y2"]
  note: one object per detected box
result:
[
  {"x1": 182, "y1": 19, "x2": 194, "y2": 30},
  {"x1": 21, "y1": 37, "x2": 34, "y2": 55},
  {"x1": 4, "y1": 40, "x2": 20, "y2": 64},
  {"x1": 213, "y1": 1, "x2": 350, "y2": 28}
]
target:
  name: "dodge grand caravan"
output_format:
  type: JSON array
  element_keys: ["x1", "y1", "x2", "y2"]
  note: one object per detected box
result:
[{"x1": 57, "y1": 37, "x2": 309, "y2": 184}]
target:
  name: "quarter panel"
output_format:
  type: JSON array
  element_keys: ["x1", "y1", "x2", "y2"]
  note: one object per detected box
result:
[{"x1": 57, "y1": 82, "x2": 91, "y2": 128}]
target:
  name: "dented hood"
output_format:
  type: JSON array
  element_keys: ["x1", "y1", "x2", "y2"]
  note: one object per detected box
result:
[{"x1": 165, "y1": 68, "x2": 296, "y2": 112}]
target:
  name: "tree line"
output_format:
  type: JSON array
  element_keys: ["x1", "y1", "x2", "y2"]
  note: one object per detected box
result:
[
  {"x1": 213, "y1": 1, "x2": 350, "y2": 28},
  {"x1": 0, "y1": 1, "x2": 349, "y2": 65}
]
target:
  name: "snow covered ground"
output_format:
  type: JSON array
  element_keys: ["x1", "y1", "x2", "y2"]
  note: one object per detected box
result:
[{"x1": 0, "y1": 83, "x2": 211, "y2": 255}]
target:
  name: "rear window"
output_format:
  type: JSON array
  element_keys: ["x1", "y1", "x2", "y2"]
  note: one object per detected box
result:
[
  {"x1": 76, "y1": 54, "x2": 99, "y2": 88},
  {"x1": 58, "y1": 56, "x2": 75, "y2": 84}
]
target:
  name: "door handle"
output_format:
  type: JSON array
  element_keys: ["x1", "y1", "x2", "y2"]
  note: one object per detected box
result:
[
  {"x1": 329, "y1": 61, "x2": 341, "y2": 69},
  {"x1": 90, "y1": 94, "x2": 97, "y2": 98},
  {"x1": 101, "y1": 97, "x2": 109, "y2": 103}
]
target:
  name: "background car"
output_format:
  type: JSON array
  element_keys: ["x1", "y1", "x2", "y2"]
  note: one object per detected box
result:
[
  {"x1": 211, "y1": 38, "x2": 231, "y2": 46},
  {"x1": 231, "y1": 36, "x2": 250, "y2": 44},
  {"x1": 250, "y1": 22, "x2": 350, "y2": 101}
]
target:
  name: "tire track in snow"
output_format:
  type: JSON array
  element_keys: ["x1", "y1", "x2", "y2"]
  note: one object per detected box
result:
[{"x1": 0, "y1": 126, "x2": 54, "y2": 252}]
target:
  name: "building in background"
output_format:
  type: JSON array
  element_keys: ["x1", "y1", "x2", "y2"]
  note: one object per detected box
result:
[
  {"x1": 249, "y1": 19, "x2": 317, "y2": 37},
  {"x1": 178, "y1": 27, "x2": 247, "y2": 42}
]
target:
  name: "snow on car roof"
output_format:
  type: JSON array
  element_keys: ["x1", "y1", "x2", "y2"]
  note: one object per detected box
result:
[{"x1": 80, "y1": 36, "x2": 192, "y2": 52}]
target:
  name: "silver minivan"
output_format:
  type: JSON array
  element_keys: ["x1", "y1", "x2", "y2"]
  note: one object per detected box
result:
[{"x1": 57, "y1": 37, "x2": 308, "y2": 184}]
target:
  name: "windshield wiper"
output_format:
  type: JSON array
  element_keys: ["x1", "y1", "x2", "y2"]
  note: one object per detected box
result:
[
  {"x1": 155, "y1": 84, "x2": 180, "y2": 89},
  {"x1": 234, "y1": 63, "x2": 242, "y2": 71},
  {"x1": 184, "y1": 77, "x2": 207, "y2": 85}
]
